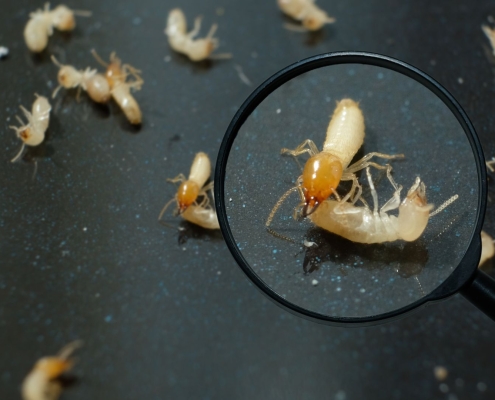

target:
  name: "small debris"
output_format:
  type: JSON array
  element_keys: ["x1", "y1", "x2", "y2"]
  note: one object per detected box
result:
[
  {"x1": 434, "y1": 365, "x2": 448, "y2": 381},
  {"x1": 311, "y1": 279, "x2": 318, "y2": 286},
  {"x1": 276, "y1": 108, "x2": 281, "y2": 114},
  {"x1": 216, "y1": 7, "x2": 225, "y2": 16},
  {"x1": 457, "y1": 77, "x2": 464, "y2": 84},
  {"x1": 164, "y1": 55, "x2": 171, "y2": 62},
  {"x1": 477, "y1": 382, "x2": 487, "y2": 392},
  {"x1": 0, "y1": 46, "x2": 8, "y2": 59},
  {"x1": 229, "y1": 198, "x2": 233, "y2": 202},
  {"x1": 439, "y1": 383, "x2": 449, "y2": 393},
  {"x1": 303, "y1": 239, "x2": 317, "y2": 247}
]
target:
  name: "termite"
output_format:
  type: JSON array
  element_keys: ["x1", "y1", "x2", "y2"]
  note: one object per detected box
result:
[
  {"x1": 277, "y1": 0, "x2": 335, "y2": 31},
  {"x1": 482, "y1": 24, "x2": 495, "y2": 56},
  {"x1": 91, "y1": 50, "x2": 143, "y2": 125},
  {"x1": 51, "y1": 55, "x2": 111, "y2": 103},
  {"x1": 480, "y1": 230, "x2": 495, "y2": 267},
  {"x1": 22, "y1": 340, "x2": 82, "y2": 400},
  {"x1": 165, "y1": 8, "x2": 231, "y2": 62},
  {"x1": 278, "y1": 166, "x2": 457, "y2": 243},
  {"x1": 9, "y1": 94, "x2": 51, "y2": 163},
  {"x1": 275, "y1": 98, "x2": 403, "y2": 220},
  {"x1": 158, "y1": 152, "x2": 220, "y2": 230},
  {"x1": 24, "y1": 3, "x2": 91, "y2": 53}
]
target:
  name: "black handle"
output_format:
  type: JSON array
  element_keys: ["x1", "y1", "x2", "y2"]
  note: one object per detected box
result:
[{"x1": 460, "y1": 269, "x2": 495, "y2": 321}]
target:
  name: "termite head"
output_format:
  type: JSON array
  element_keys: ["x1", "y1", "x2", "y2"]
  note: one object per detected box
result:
[
  {"x1": 105, "y1": 55, "x2": 124, "y2": 89},
  {"x1": 57, "y1": 65, "x2": 80, "y2": 88},
  {"x1": 398, "y1": 178, "x2": 434, "y2": 241},
  {"x1": 51, "y1": 5, "x2": 76, "y2": 31},
  {"x1": 300, "y1": 152, "x2": 343, "y2": 217},
  {"x1": 166, "y1": 8, "x2": 187, "y2": 35},
  {"x1": 177, "y1": 180, "x2": 200, "y2": 213},
  {"x1": 303, "y1": 11, "x2": 335, "y2": 31},
  {"x1": 33, "y1": 356, "x2": 73, "y2": 379}
]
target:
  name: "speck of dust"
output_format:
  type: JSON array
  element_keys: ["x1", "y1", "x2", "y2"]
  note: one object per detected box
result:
[
  {"x1": 439, "y1": 383, "x2": 449, "y2": 393},
  {"x1": 82, "y1": 227, "x2": 87, "y2": 232},
  {"x1": 477, "y1": 382, "x2": 487, "y2": 392},
  {"x1": 434, "y1": 365, "x2": 448, "y2": 381},
  {"x1": 217, "y1": 270, "x2": 222, "y2": 275},
  {"x1": 276, "y1": 108, "x2": 281, "y2": 114},
  {"x1": 312, "y1": 279, "x2": 318, "y2": 286},
  {"x1": 104, "y1": 315, "x2": 112, "y2": 323},
  {"x1": 335, "y1": 390, "x2": 346, "y2": 400},
  {"x1": 336, "y1": 287, "x2": 341, "y2": 292},
  {"x1": 457, "y1": 77, "x2": 464, "y2": 84}
]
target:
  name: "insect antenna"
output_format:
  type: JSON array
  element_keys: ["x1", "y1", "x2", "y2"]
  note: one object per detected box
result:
[
  {"x1": 430, "y1": 195, "x2": 459, "y2": 217},
  {"x1": 158, "y1": 197, "x2": 177, "y2": 221},
  {"x1": 11, "y1": 143, "x2": 26, "y2": 163},
  {"x1": 72, "y1": 9, "x2": 92, "y2": 17},
  {"x1": 266, "y1": 186, "x2": 298, "y2": 227},
  {"x1": 91, "y1": 49, "x2": 108, "y2": 67}
]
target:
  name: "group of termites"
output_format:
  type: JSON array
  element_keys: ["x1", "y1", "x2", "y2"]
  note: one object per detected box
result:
[{"x1": 13, "y1": 2, "x2": 495, "y2": 399}]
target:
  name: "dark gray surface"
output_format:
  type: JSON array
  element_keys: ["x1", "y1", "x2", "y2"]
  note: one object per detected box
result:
[
  {"x1": 0, "y1": 0, "x2": 495, "y2": 399},
  {"x1": 225, "y1": 64, "x2": 478, "y2": 318}
]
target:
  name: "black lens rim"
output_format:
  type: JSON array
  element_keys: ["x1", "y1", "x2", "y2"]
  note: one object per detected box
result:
[{"x1": 214, "y1": 51, "x2": 487, "y2": 326}]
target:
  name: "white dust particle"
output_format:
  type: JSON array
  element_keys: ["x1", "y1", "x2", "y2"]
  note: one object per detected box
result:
[
  {"x1": 304, "y1": 240, "x2": 317, "y2": 247},
  {"x1": 82, "y1": 227, "x2": 87, "y2": 232},
  {"x1": 457, "y1": 77, "x2": 464, "y2": 84},
  {"x1": 276, "y1": 108, "x2": 281, "y2": 114},
  {"x1": 477, "y1": 382, "x2": 487, "y2": 392},
  {"x1": 164, "y1": 55, "x2": 171, "y2": 62},
  {"x1": 312, "y1": 279, "x2": 318, "y2": 286},
  {"x1": 0, "y1": 46, "x2": 9, "y2": 58},
  {"x1": 434, "y1": 366, "x2": 448, "y2": 381},
  {"x1": 439, "y1": 383, "x2": 449, "y2": 393}
]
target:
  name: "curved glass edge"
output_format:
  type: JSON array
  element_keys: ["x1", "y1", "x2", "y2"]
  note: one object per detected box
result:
[{"x1": 214, "y1": 51, "x2": 487, "y2": 325}]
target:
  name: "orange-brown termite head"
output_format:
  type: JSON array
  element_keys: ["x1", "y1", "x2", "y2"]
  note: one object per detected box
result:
[
  {"x1": 301, "y1": 152, "x2": 343, "y2": 217},
  {"x1": 51, "y1": 5, "x2": 76, "y2": 31},
  {"x1": 177, "y1": 180, "x2": 200, "y2": 213},
  {"x1": 105, "y1": 54, "x2": 124, "y2": 89}
]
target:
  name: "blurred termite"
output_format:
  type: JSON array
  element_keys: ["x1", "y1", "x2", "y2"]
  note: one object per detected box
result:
[
  {"x1": 270, "y1": 98, "x2": 403, "y2": 223},
  {"x1": 159, "y1": 152, "x2": 220, "y2": 230},
  {"x1": 9, "y1": 94, "x2": 51, "y2": 162},
  {"x1": 165, "y1": 8, "x2": 231, "y2": 61},
  {"x1": 480, "y1": 230, "x2": 495, "y2": 267},
  {"x1": 24, "y1": 3, "x2": 91, "y2": 52},
  {"x1": 482, "y1": 24, "x2": 495, "y2": 56},
  {"x1": 51, "y1": 55, "x2": 111, "y2": 103},
  {"x1": 22, "y1": 340, "x2": 82, "y2": 400},
  {"x1": 91, "y1": 50, "x2": 143, "y2": 125},
  {"x1": 278, "y1": 0, "x2": 335, "y2": 31}
]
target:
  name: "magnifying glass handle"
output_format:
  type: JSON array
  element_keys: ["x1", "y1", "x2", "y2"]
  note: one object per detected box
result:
[{"x1": 461, "y1": 269, "x2": 495, "y2": 321}]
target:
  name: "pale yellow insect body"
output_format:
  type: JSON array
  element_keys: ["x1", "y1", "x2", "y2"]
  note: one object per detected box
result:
[
  {"x1": 51, "y1": 56, "x2": 111, "y2": 103},
  {"x1": 24, "y1": 4, "x2": 91, "y2": 53},
  {"x1": 165, "y1": 8, "x2": 230, "y2": 62},
  {"x1": 482, "y1": 25, "x2": 495, "y2": 56},
  {"x1": 278, "y1": 0, "x2": 335, "y2": 31},
  {"x1": 159, "y1": 152, "x2": 220, "y2": 230},
  {"x1": 92, "y1": 50, "x2": 143, "y2": 124},
  {"x1": 9, "y1": 94, "x2": 51, "y2": 162},
  {"x1": 309, "y1": 168, "x2": 457, "y2": 243},
  {"x1": 22, "y1": 341, "x2": 82, "y2": 400},
  {"x1": 480, "y1": 230, "x2": 495, "y2": 267}
]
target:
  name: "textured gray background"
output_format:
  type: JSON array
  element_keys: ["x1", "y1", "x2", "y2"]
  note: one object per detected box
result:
[{"x1": 0, "y1": 0, "x2": 495, "y2": 399}]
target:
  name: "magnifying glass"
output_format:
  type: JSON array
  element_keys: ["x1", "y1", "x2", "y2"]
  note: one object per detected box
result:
[{"x1": 215, "y1": 52, "x2": 495, "y2": 326}]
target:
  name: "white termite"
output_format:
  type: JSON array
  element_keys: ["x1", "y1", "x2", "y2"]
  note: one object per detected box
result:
[
  {"x1": 159, "y1": 152, "x2": 220, "y2": 230},
  {"x1": 91, "y1": 50, "x2": 143, "y2": 125},
  {"x1": 165, "y1": 8, "x2": 231, "y2": 61},
  {"x1": 24, "y1": 3, "x2": 91, "y2": 53},
  {"x1": 9, "y1": 94, "x2": 51, "y2": 162},
  {"x1": 268, "y1": 98, "x2": 403, "y2": 223},
  {"x1": 278, "y1": 0, "x2": 335, "y2": 31},
  {"x1": 480, "y1": 230, "x2": 495, "y2": 267},
  {"x1": 51, "y1": 55, "x2": 111, "y2": 103},
  {"x1": 22, "y1": 340, "x2": 82, "y2": 400},
  {"x1": 307, "y1": 167, "x2": 458, "y2": 243},
  {"x1": 482, "y1": 24, "x2": 495, "y2": 56}
]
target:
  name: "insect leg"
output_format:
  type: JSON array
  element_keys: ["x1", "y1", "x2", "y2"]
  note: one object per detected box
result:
[
  {"x1": 365, "y1": 167, "x2": 380, "y2": 214},
  {"x1": 280, "y1": 139, "x2": 319, "y2": 157},
  {"x1": 346, "y1": 152, "x2": 404, "y2": 174},
  {"x1": 167, "y1": 173, "x2": 187, "y2": 184}
]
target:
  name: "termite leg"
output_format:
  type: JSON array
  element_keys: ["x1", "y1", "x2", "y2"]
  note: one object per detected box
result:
[
  {"x1": 11, "y1": 143, "x2": 26, "y2": 163},
  {"x1": 19, "y1": 105, "x2": 34, "y2": 125},
  {"x1": 380, "y1": 165, "x2": 403, "y2": 213},
  {"x1": 365, "y1": 167, "x2": 380, "y2": 215},
  {"x1": 345, "y1": 152, "x2": 404, "y2": 174},
  {"x1": 281, "y1": 139, "x2": 319, "y2": 158},
  {"x1": 91, "y1": 49, "x2": 109, "y2": 67},
  {"x1": 188, "y1": 16, "x2": 203, "y2": 39},
  {"x1": 206, "y1": 24, "x2": 218, "y2": 40},
  {"x1": 58, "y1": 340, "x2": 83, "y2": 360},
  {"x1": 167, "y1": 173, "x2": 187, "y2": 184}
]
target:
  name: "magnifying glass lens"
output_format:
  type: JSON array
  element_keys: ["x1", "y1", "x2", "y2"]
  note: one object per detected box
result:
[{"x1": 220, "y1": 58, "x2": 481, "y2": 322}]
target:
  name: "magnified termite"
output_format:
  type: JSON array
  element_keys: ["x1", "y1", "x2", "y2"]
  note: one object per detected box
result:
[
  {"x1": 271, "y1": 98, "x2": 404, "y2": 222},
  {"x1": 165, "y1": 8, "x2": 231, "y2": 62},
  {"x1": 305, "y1": 166, "x2": 458, "y2": 243},
  {"x1": 51, "y1": 56, "x2": 111, "y2": 103},
  {"x1": 22, "y1": 340, "x2": 83, "y2": 400},
  {"x1": 9, "y1": 94, "x2": 51, "y2": 163},
  {"x1": 482, "y1": 24, "x2": 495, "y2": 56},
  {"x1": 91, "y1": 50, "x2": 143, "y2": 124},
  {"x1": 278, "y1": 0, "x2": 335, "y2": 31},
  {"x1": 159, "y1": 152, "x2": 220, "y2": 230},
  {"x1": 24, "y1": 3, "x2": 91, "y2": 52}
]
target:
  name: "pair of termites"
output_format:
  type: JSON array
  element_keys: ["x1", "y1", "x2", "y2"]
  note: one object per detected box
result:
[
  {"x1": 22, "y1": 341, "x2": 82, "y2": 400},
  {"x1": 267, "y1": 99, "x2": 457, "y2": 243},
  {"x1": 278, "y1": 0, "x2": 335, "y2": 31},
  {"x1": 165, "y1": 8, "x2": 231, "y2": 62},
  {"x1": 159, "y1": 152, "x2": 220, "y2": 230},
  {"x1": 52, "y1": 51, "x2": 143, "y2": 125},
  {"x1": 9, "y1": 94, "x2": 51, "y2": 162},
  {"x1": 24, "y1": 3, "x2": 91, "y2": 52}
]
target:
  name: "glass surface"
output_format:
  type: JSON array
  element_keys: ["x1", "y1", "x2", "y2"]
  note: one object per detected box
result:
[{"x1": 224, "y1": 64, "x2": 479, "y2": 318}]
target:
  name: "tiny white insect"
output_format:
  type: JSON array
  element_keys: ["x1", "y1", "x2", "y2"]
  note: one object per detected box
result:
[
  {"x1": 24, "y1": 3, "x2": 91, "y2": 53},
  {"x1": 92, "y1": 50, "x2": 144, "y2": 125},
  {"x1": 9, "y1": 94, "x2": 51, "y2": 162},
  {"x1": 482, "y1": 24, "x2": 495, "y2": 56},
  {"x1": 159, "y1": 152, "x2": 220, "y2": 230},
  {"x1": 307, "y1": 167, "x2": 458, "y2": 244},
  {"x1": 51, "y1": 55, "x2": 111, "y2": 103},
  {"x1": 22, "y1": 340, "x2": 82, "y2": 400},
  {"x1": 278, "y1": 0, "x2": 335, "y2": 31},
  {"x1": 165, "y1": 8, "x2": 231, "y2": 61}
]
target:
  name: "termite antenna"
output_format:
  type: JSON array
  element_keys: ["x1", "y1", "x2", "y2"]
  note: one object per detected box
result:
[
  {"x1": 11, "y1": 143, "x2": 26, "y2": 163},
  {"x1": 72, "y1": 9, "x2": 92, "y2": 17},
  {"x1": 91, "y1": 49, "x2": 108, "y2": 67},
  {"x1": 266, "y1": 186, "x2": 299, "y2": 227},
  {"x1": 50, "y1": 54, "x2": 64, "y2": 68},
  {"x1": 57, "y1": 340, "x2": 84, "y2": 360},
  {"x1": 158, "y1": 197, "x2": 177, "y2": 221},
  {"x1": 283, "y1": 22, "x2": 308, "y2": 33},
  {"x1": 210, "y1": 53, "x2": 233, "y2": 60},
  {"x1": 206, "y1": 23, "x2": 218, "y2": 39},
  {"x1": 267, "y1": 227, "x2": 297, "y2": 243},
  {"x1": 430, "y1": 195, "x2": 459, "y2": 217},
  {"x1": 52, "y1": 84, "x2": 63, "y2": 99}
]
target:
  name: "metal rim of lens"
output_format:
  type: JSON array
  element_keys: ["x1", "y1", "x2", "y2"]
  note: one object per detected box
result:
[{"x1": 214, "y1": 51, "x2": 487, "y2": 326}]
